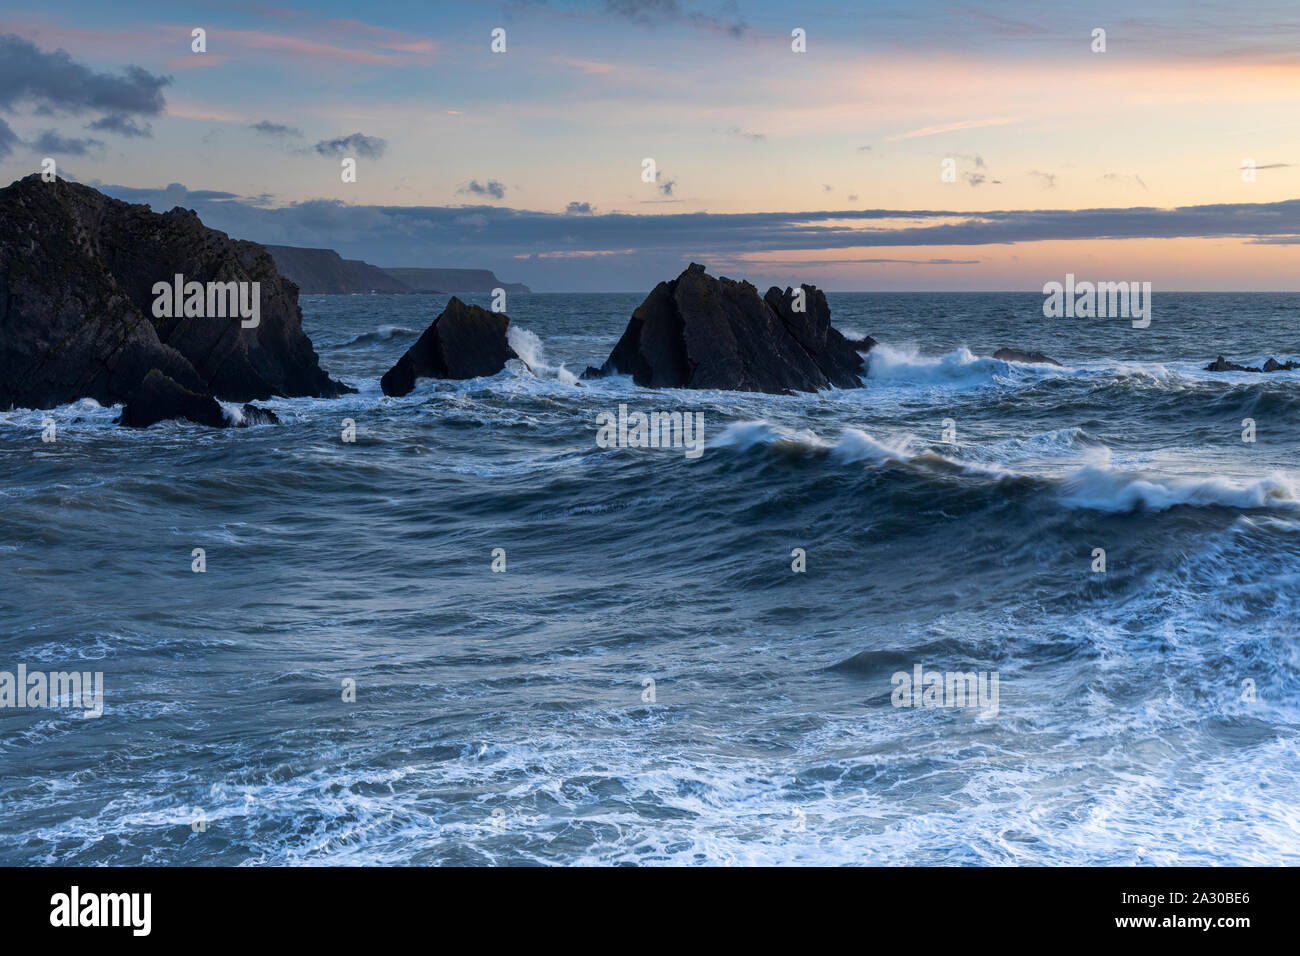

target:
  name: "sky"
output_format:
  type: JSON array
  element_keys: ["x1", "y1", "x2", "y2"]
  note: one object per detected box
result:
[{"x1": 0, "y1": 0, "x2": 1298, "y2": 291}]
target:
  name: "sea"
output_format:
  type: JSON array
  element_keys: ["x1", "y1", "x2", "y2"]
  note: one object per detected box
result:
[{"x1": 1, "y1": 290, "x2": 1298, "y2": 865}]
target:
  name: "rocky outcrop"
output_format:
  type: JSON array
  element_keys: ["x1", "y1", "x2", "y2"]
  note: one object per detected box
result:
[
  {"x1": 583, "y1": 263, "x2": 865, "y2": 394},
  {"x1": 380, "y1": 296, "x2": 519, "y2": 396},
  {"x1": 119, "y1": 370, "x2": 283, "y2": 428},
  {"x1": 844, "y1": 335, "x2": 878, "y2": 353},
  {"x1": 0, "y1": 175, "x2": 352, "y2": 422},
  {"x1": 994, "y1": 348, "x2": 1062, "y2": 367},
  {"x1": 120, "y1": 369, "x2": 225, "y2": 428},
  {"x1": 265, "y1": 245, "x2": 411, "y2": 294},
  {"x1": 1205, "y1": 355, "x2": 1300, "y2": 372}
]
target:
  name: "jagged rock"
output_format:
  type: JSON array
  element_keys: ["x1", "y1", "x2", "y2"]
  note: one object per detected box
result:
[
  {"x1": 0, "y1": 175, "x2": 353, "y2": 419},
  {"x1": 1263, "y1": 357, "x2": 1300, "y2": 372},
  {"x1": 120, "y1": 369, "x2": 225, "y2": 428},
  {"x1": 380, "y1": 296, "x2": 519, "y2": 396},
  {"x1": 585, "y1": 263, "x2": 864, "y2": 394},
  {"x1": 238, "y1": 404, "x2": 280, "y2": 425},
  {"x1": 1206, "y1": 355, "x2": 1260, "y2": 372},
  {"x1": 844, "y1": 336, "x2": 878, "y2": 353},
  {"x1": 993, "y1": 348, "x2": 1063, "y2": 367}
]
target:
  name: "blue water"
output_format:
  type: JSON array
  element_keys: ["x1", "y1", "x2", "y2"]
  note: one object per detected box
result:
[{"x1": 1, "y1": 291, "x2": 1298, "y2": 864}]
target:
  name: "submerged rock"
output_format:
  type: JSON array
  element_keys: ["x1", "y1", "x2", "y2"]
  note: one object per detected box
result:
[
  {"x1": 0, "y1": 175, "x2": 352, "y2": 423},
  {"x1": 585, "y1": 263, "x2": 865, "y2": 394},
  {"x1": 380, "y1": 296, "x2": 519, "y2": 396},
  {"x1": 1203, "y1": 355, "x2": 1299, "y2": 372},
  {"x1": 993, "y1": 348, "x2": 1063, "y2": 367}
]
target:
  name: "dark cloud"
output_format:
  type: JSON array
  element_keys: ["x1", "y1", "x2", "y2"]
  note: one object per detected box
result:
[
  {"x1": 0, "y1": 34, "x2": 169, "y2": 116},
  {"x1": 565, "y1": 201, "x2": 595, "y2": 215},
  {"x1": 604, "y1": 0, "x2": 746, "y2": 36},
  {"x1": 94, "y1": 182, "x2": 1300, "y2": 290},
  {"x1": 313, "y1": 132, "x2": 386, "y2": 159},
  {"x1": 32, "y1": 130, "x2": 104, "y2": 156},
  {"x1": 0, "y1": 117, "x2": 18, "y2": 158},
  {"x1": 658, "y1": 177, "x2": 676, "y2": 196},
  {"x1": 460, "y1": 179, "x2": 506, "y2": 199},
  {"x1": 726, "y1": 126, "x2": 765, "y2": 143},
  {"x1": 86, "y1": 113, "x2": 152, "y2": 138},
  {"x1": 251, "y1": 120, "x2": 303, "y2": 138},
  {"x1": 857, "y1": 145, "x2": 873, "y2": 153}
]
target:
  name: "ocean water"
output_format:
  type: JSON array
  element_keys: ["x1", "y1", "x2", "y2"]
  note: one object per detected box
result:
[{"x1": 1, "y1": 291, "x2": 1298, "y2": 866}]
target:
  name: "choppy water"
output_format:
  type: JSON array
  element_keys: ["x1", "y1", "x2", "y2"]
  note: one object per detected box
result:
[{"x1": 2, "y1": 291, "x2": 1298, "y2": 865}]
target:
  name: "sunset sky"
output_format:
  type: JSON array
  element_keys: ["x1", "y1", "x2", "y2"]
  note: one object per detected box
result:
[{"x1": 1, "y1": 0, "x2": 1298, "y2": 290}]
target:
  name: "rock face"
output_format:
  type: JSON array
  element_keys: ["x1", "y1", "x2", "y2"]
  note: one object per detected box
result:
[
  {"x1": 0, "y1": 175, "x2": 352, "y2": 423},
  {"x1": 993, "y1": 348, "x2": 1063, "y2": 367},
  {"x1": 584, "y1": 263, "x2": 865, "y2": 394},
  {"x1": 1205, "y1": 355, "x2": 1300, "y2": 372},
  {"x1": 380, "y1": 296, "x2": 519, "y2": 396}
]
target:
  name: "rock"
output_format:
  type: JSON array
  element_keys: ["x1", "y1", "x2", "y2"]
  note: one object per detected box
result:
[
  {"x1": 586, "y1": 263, "x2": 864, "y2": 394},
  {"x1": 993, "y1": 348, "x2": 1062, "y2": 367},
  {"x1": 1263, "y1": 357, "x2": 1300, "y2": 372},
  {"x1": 1205, "y1": 355, "x2": 1261, "y2": 372},
  {"x1": 844, "y1": 336, "x2": 878, "y2": 353},
  {"x1": 0, "y1": 174, "x2": 353, "y2": 419},
  {"x1": 120, "y1": 369, "x2": 226, "y2": 429},
  {"x1": 238, "y1": 404, "x2": 280, "y2": 426},
  {"x1": 380, "y1": 296, "x2": 519, "y2": 396}
]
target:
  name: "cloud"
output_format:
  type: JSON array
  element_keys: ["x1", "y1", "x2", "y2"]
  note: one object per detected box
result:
[
  {"x1": 603, "y1": 0, "x2": 746, "y2": 37},
  {"x1": 86, "y1": 112, "x2": 152, "y2": 138},
  {"x1": 1103, "y1": 172, "x2": 1148, "y2": 190},
  {"x1": 0, "y1": 34, "x2": 169, "y2": 116},
  {"x1": 565, "y1": 201, "x2": 595, "y2": 215},
  {"x1": 1239, "y1": 161, "x2": 1292, "y2": 171},
  {"x1": 964, "y1": 172, "x2": 987, "y2": 187},
  {"x1": 822, "y1": 184, "x2": 833, "y2": 192},
  {"x1": 857, "y1": 145, "x2": 873, "y2": 153},
  {"x1": 887, "y1": 116, "x2": 1020, "y2": 141},
  {"x1": 91, "y1": 183, "x2": 1300, "y2": 292},
  {"x1": 313, "y1": 132, "x2": 386, "y2": 159},
  {"x1": 32, "y1": 130, "x2": 104, "y2": 156},
  {"x1": 726, "y1": 126, "x2": 765, "y2": 143},
  {"x1": 1028, "y1": 170, "x2": 1057, "y2": 188},
  {"x1": 460, "y1": 179, "x2": 506, "y2": 200},
  {"x1": 251, "y1": 120, "x2": 303, "y2": 139},
  {"x1": 658, "y1": 177, "x2": 676, "y2": 196},
  {"x1": 0, "y1": 117, "x2": 17, "y2": 158}
]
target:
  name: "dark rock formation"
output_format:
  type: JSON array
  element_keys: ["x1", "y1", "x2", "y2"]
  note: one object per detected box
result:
[
  {"x1": 0, "y1": 175, "x2": 352, "y2": 423},
  {"x1": 1204, "y1": 355, "x2": 1299, "y2": 372},
  {"x1": 265, "y1": 245, "x2": 411, "y2": 293},
  {"x1": 1206, "y1": 355, "x2": 1259, "y2": 372},
  {"x1": 120, "y1": 369, "x2": 225, "y2": 429},
  {"x1": 380, "y1": 296, "x2": 519, "y2": 396},
  {"x1": 844, "y1": 335, "x2": 878, "y2": 353},
  {"x1": 583, "y1": 263, "x2": 865, "y2": 394},
  {"x1": 993, "y1": 348, "x2": 1063, "y2": 367},
  {"x1": 382, "y1": 268, "x2": 529, "y2": 294},
  {"x1": 238, "y1": 404, "x2": 281, "y2": 426}
]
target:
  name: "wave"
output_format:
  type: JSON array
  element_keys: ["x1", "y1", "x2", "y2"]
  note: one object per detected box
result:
[
  {"x1": 334, "y1": 325, "x2": 422, "y2": 348},
  {"x1": 865, "y1": 344, "x2": 1020, "y2": 385},
  {"x1": 709, "y1": 420, "x2": 1298, "y2": 513},
  {"x1": 508, "y1": 326, "x2": 579, "y2": 385}
]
